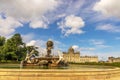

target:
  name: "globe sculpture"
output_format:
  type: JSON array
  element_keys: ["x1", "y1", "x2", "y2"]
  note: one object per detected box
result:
[{"x1": 46, "y1": 40, "x2": 53, "y2": 57}]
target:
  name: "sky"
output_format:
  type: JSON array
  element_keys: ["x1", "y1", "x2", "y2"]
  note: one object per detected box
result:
[{"x1": 0, "y1": 0, "x2": 120, "y2": 60}]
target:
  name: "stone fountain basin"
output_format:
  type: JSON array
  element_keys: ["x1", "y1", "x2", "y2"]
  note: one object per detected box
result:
[
  {"x1": 0, "y1": 68, "x2": 120, "y2": 80},
  {"x1": 0, "y1": 63, "x2": 120, "y2": 80}
]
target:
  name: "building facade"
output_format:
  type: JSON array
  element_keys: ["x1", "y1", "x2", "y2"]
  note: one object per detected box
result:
[
  {"x1": 63, "y1": 47, "x2": 98, "y2": 63},
  {"x1": 108, "y1": 57, "x2": 120, "y2": 63}
]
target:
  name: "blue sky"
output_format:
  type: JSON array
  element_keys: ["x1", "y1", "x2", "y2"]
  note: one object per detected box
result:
[{"x1": 0, "y1": 0, "x2": 120, "y2": 60}]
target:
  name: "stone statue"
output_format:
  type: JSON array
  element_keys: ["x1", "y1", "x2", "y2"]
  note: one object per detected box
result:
[
  {"x1": 46, "y1": 40, "x2": 54, "y2": 57},
  {"x1": 25, "y1": 50, "x2": 35, "y2": 63}
]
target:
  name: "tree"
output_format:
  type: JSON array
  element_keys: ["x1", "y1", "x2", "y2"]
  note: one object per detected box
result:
[
  {"x1": 0, "y1": 33, "x2": 39, "y2": 62},
  {"x1": 3, "y1": 33, "x2": 26, "y2": 61},
  {"x1": 0, "y1": 36, "x2": 5, "y2": 46},
  {"x1": 0, "y1": 36, "x2": 6, "y2": 61}
]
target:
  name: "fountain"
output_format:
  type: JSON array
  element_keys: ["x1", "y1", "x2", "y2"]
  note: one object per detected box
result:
[
  {"x1": 21, "y1": 40, "x2": 68, "y2": 67},
  {"x1": 1, "y1": 40, "x2": 120, "y2": 80}
]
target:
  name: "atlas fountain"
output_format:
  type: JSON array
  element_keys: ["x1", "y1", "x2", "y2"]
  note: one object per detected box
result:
[{"x1": 21, "y1": 40, "x2": 68, "y2": 67}]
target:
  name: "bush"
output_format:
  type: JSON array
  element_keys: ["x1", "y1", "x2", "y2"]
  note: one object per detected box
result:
[{"x1": 70, "y1": 62, "x2": 120, "y2": 67}]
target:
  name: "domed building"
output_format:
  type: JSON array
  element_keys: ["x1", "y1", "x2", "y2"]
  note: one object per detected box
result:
[{"x1": 63, "y1": 47, "x2": 98, "y2": 63}]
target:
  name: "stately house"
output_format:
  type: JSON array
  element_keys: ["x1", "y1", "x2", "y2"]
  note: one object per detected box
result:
[
  {"x1": 63, "y1": 47, "x2": 98, "y2": 63},
  {"x1": 108, "y1": 57, "x2": 120, "y2": 63}
]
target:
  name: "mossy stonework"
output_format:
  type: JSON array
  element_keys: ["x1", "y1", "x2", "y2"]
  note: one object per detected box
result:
[{"x1": 0, "y1": 69, "x2": 120, "y2": 80}]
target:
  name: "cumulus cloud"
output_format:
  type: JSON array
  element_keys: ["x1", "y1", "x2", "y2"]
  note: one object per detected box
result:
[
  {"x1": 0, "y1": 16, "x2": 23, "y2": 36},
  {"x1": 96, "y1": 24, "x2": 120, "y2": 33},
  {"x1": 0, "y1": 0, "x2": 59, "y2": 36},
  {"x1": 58, "y1": 15, "x2": 85, "y2": 36},
  {"x1": 26, "y1": 39, "x2": 46, "y2": 48},
  {"x1": 30, "y1": 20, "x2": 48, "y2": 29},
  {"x1": 26, "y1": 40, "x2": 37, "y2": 46},
  {"x1": 0, "y1": 0, "x2": 58, "y2": 21},
  {"x1": 93, "y1": 0, "x2": 120, "y2": 18}
]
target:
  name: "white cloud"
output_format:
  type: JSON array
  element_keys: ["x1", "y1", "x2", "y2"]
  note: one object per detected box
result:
[
  {"x1": 97, "y1": 45, "x2": 111, "y2": 48},
  {"x1": 61, "y1": 0, "x2": 85, "y2": 15},
  {"x1": 0, "y1": 0, "x2": 88, "y2": 36},
  {"x1": 72, "y1": 45, "x2": 79, "y2": 50},
  {"x1": 0, "y1": 0, "x2": 59, "y2": 21},
  {"x1": 22, "y1": 33, "x2": 35, "y2": 43},
  {"x1": 90, "y1": 39, "x2": 104, "y2": 45},
  {"x1": 26, "y1": 40, "x2": 37, "y2": 46},
  {"x1": 80, "y1": 47, "x2": 95, "y2": 51},
  {"x1": 89, "y1": 39, "x2": 111, "y2": 48},
  {"x1": 72, "y1": 45, "x2": 95, "y2": 52},
  {"x1": 26, "y1": 39, "x2": 47, "y2": 56},
  {"x1": 58, "y1": 15, "x2": 85, "y2": 36},
  {"x1": 96, "y1": 24, "x2": 120, "y2": 33},
  {"x1": 26, "y1": 39, "x2": 46, "y2": 48},
  {"x1": 0, "y1": 16, "x2": 23, "y2": 36},
  {"x1": 0, "y1": 0, "x2": 59, "y2": 36},
  {"x1": 56, "y1": 13, "x2": 66, "y2": 18},
  {"x1": 93, "y1": 0, "x2": 120, "y2": 18},
  {"x1": 30, "y1": 20, "x2": 48, "y2": 29}
]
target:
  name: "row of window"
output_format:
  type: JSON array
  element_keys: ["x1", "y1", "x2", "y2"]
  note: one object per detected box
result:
[
  {"x1": 66, "y1": 58, "x2": 97, "y2": 62},
  {"x1": 64, "y1": 56, "x2": 97, "y2": 59}
]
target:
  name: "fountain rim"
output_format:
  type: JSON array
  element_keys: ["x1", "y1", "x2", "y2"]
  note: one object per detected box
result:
[{"x1": 0, "y1": 67, "x2": 119, "y2": 72}]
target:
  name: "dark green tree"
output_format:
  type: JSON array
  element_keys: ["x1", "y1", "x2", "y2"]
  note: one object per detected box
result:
[
  {"x1": 0, "y1": 36, "x2": 5, "y2": 46},
  {"x1": 3, "y1": 33, "x2": 26, "y2": 61},
  {"x1": 0, "y1": 36, "x2": 6, "y2": 61},
  {"x1": 0, "y1": 33, "x2": 39, "y2": 62}
]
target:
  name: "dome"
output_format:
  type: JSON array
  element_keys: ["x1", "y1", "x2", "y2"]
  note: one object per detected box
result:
[{"x1": 68, "y1": 47, "x2": 74, "y2": 53}]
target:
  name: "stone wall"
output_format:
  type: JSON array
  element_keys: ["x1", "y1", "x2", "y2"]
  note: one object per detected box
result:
[{"x1": 0, "y1": 69, "x2": 120, "y2": 80}]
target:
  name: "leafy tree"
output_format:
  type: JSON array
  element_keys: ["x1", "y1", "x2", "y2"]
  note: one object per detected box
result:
[
  {"x1": 0, "y1": 36, "x2": 6, "y2": 61},
  {"x1": 0, "y1": 36, "x2": 5, "y2": 46},
  {"x1": 3, "y1": 33, "x2": 26, "y2": 61},
  {"x1": 0, "y1": 33, "x2": 39, "y2": 62}
]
